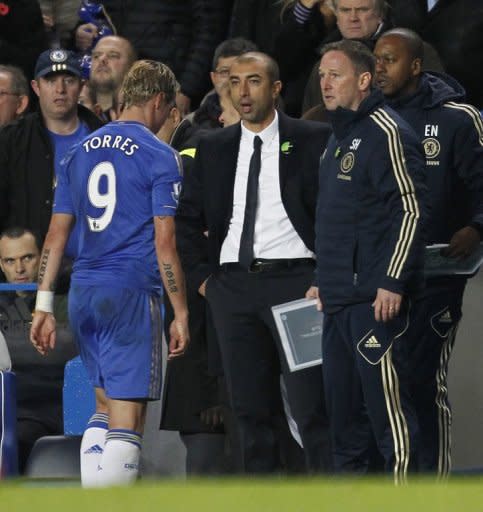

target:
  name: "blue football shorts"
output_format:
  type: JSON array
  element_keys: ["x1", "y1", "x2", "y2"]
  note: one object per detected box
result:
[{"x1": 68, "y1": 284, "x2": 163, "y2": 400}]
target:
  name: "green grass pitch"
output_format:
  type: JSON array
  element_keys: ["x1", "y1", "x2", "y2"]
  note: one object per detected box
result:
[{"x1": 2, "y1": 477, "x2": 483, "y2": 512}]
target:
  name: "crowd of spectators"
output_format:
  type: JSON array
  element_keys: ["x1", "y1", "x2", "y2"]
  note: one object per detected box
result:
[{"x1": 0, "y1": 0, "x2": 482, "y2": 479}]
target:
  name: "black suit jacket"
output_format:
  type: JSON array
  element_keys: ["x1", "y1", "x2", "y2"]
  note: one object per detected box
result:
[{"x1": 176, "y1": 111, "x2": 332, "y2": 290}]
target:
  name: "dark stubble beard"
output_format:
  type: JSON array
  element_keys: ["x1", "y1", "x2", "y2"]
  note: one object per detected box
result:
[{"x1": 90, "y1": 75, "x2": 117, "y2": 94}]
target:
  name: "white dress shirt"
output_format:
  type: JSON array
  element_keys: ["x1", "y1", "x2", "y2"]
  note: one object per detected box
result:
[{"x1": 219, "y1": 111, "x2": 314, "y2": 264}]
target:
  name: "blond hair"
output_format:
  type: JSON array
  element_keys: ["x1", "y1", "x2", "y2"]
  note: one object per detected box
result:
[{"x1": 121, "y1": 60, "x2": 177, "y2": 109}]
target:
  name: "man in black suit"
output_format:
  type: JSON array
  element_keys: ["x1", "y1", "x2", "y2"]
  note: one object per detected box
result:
[{"x1": 176, "y1": 51, "x2": 332, "y2": 473}]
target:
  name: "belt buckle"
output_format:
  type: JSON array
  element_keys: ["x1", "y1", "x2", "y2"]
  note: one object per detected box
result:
[{"x1": 248, "y1": 260, "x2": 264, "y2": 273}]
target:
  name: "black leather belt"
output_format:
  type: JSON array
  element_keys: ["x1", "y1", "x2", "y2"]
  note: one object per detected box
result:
[{"x1": 221, "y1": 258, "x2": 315, "y2": 273}]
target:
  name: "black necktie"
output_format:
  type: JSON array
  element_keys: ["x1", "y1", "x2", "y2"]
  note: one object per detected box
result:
[{"x1": 239, "y1": 135, "x2": 263, "y2": 268}]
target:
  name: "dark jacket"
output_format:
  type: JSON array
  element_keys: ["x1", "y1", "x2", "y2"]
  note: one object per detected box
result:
[
  {"x1": 176, "y1": 111, "x2": 332, "y2": 291},
  {"x1": 274, "y1": 3, "x2": 444, "y2": 116},
  {"x1": 228, "y1": 0, "x2": 283, "y2": 55},
  {"x1": 388, "y1": 0, "x2": 483, "y2": 107},
  {"x1": 388, "y1": 73, "x2": 483, "y2": 243},
  {"x1": 273, "y1": 6, "x2": 329, "y2": 117},
  {"x1": 0, "y1": 0, "x2": 47, "y2": 80},
  {"x1": 0, "y1": 104, "x2": 103, "y2": 240},
  {"x1": 316, "y1": 90, "x2": 428, "y2": 313},
  {"x1": 78, "y1": 0, "x2": 228, "y2": 106},
  {"x1": 387, "y1": 72, "x2": 483, "y2": 292},
  {"x1": 0, "y1": 292, "x2": 77, "y2": 428},
  {"x1": 161, "y1": 118, "x2": 224, "y2": 433}
]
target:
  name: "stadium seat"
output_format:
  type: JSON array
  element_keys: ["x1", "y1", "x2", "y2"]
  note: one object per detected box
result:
[
  {"x1": 23, "y1": 357, "x2": 94, "y2": 480},
  {"x1": 24, "y1": 435, "x2": 82, "y2": 479}
]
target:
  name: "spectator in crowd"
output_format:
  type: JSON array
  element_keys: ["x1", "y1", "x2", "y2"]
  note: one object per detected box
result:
[
  {"x1": 275, "y1": 0, "x2": 357, "y2": 116},
  {"x1": 210, "y1": 38, "x2": 259, "y2": 99},
  {"x1": 0, "y1": 0, "x2": 47, "y2": 80},
  {"x1": 89, "y1": 35, "x2": 136, "y2": 121},
  {"x1": 30, "y1": 60, "x2": 189, "y2": 487},
  {"x1": 374, "y1": 28, "x2": 483, "y2": 475},
  {"x1": 0, "y1": 65, "x2": 30, "y2": 128},
  {"x1": 275, "y1": 0, "x2": 443, "y2": 117},
  {"x1": 176, "y1": 51, "x2": 333, "y2": 474},
  {"x1": 193, "y1": 37, "x2": 258, "y2": 130},
  {"x1": 310, "y1": 39, "x2": 427, "y2": 481},
  {"x1": 0, "y1": 226, "x2": 77, "y2": 473},
  {"x1": 228, "y1": 0, "x2": 288, "y2": 55},
  {"x1": 72, "y1": 0, "x2": 229, "y2": 113},
  {"x1": 387, "y1": 0, "x2": 483, "y2": 108},
  {"x1": 39, "y1": 0, "x2": 82, "y2": 49},
  {"x1": 0, "y1": 49, "x2": 103, "y2": 244}
]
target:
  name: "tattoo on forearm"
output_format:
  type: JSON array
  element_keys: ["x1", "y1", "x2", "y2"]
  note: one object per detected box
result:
[
  {"x1": 38, "y1": 249, "x2": 50, "y2": 285},
  {"x1": 157, "y1": 216, "x2": 168, "y2": 221},
  {"x1": 162, "y1": 263, "x2": 178, "y2": 293}
]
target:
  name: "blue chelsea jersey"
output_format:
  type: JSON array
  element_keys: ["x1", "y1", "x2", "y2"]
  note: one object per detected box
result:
[{"x1": 53, "y1": 121, "x2": 183, "y2": 292}]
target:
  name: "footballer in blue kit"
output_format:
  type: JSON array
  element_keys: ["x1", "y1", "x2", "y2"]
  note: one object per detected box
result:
[
  {"x1": 56, "y1": 119, "x2": 181, "y2": 400},
  {"x1": 30, "y1": 61, "x2": 190, "y2": 487}
]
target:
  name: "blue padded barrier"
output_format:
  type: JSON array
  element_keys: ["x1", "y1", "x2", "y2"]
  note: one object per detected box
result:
[
  {"x1": 0, "y1": 371, "x2": 18, "y2": 478},
  {"x1": 63, "y1": 356, "x2": 95, "y2": 435}
]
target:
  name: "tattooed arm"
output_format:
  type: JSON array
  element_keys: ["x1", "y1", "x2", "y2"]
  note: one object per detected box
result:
[
  {"x1": 30, "y1": 213, "x2": 74, "y2": 355},
  {"x1": 154, "y1": 215, "x2": 189, "y2": 358}
]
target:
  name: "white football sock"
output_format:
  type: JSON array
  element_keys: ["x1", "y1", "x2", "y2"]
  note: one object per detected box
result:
[
  {"x1": 96, "y1": 429, "x2": 142, "y2": 487},
  {"x1": 80, "y1": 413, "x2": 108, "y2": 488}
]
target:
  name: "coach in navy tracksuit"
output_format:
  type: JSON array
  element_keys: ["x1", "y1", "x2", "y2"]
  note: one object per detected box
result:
[
  {"x1": 308, "y1": 40, "x2": 427, "y2": 483},
  {"x1": 375, "y1": 28, "x2": 483, "y2": 476}
]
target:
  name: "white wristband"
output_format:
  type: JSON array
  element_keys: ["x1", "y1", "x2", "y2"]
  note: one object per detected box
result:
[{"x1": 35, "y1": 290, "x2": 55, "y2": 314}]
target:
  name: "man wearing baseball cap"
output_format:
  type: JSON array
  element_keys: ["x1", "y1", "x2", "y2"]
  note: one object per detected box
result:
[{"x1": 0, "y1": 49, "x2": 104, "y2": 246}]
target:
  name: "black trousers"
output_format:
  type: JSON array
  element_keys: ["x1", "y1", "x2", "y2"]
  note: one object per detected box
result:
[
  {"x1": 205, "y1": 262, "x2": 332, "y2": 474},
  {"x1": 406, "y1": 287, "x2": 464, "y2": 476},
  {"x1": 323, "y1": 302, "x2": 419, "y2": 484}
]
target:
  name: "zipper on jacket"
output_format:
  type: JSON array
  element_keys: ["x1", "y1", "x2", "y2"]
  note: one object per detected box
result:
[{"x1": 353, "y1": 240, "x2": 358, "y2": 285}]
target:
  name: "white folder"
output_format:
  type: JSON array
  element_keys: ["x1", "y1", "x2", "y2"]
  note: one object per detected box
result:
[{"x1": 271, "y1": 298, "x2": 323, "y2": 372}]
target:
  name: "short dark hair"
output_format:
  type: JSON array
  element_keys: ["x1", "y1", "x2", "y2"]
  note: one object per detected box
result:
[
  {"x1": 320, "y1": 39, "x2": 376, "y2": 78},
  {"x1": 212, "y1": 37, "x2": 258, "y2": 71},
  {"x1": 0, "y1": 227, "x2": 42, "y2": 252},
  {"x1": 379, "y1": 28, "x2": 424, "y2": 62},
  {"x1": 232, "y1": 51, "x2": 280, "y2": 83},
  {"x1": 0, "y1": 65, "x2": 29, "y2": 96}
]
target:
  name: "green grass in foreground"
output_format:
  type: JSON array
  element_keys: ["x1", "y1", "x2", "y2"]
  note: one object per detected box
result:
[{"x1": 2, "y1": 476, "x2": 483, "y2": 512}]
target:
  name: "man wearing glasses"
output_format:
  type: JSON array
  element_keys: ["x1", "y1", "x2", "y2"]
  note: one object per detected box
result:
[{"x1": 0, "y1": 65, "x2": 30, "y2": 128}]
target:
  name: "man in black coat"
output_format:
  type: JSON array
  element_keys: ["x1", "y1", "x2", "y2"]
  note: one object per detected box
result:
[
  {"x1": 0, "y1": 49, "x2": 103, "y2": 243},
  {"x1": 176, "y1": 51, "x2": 332, "y2": 474}
]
